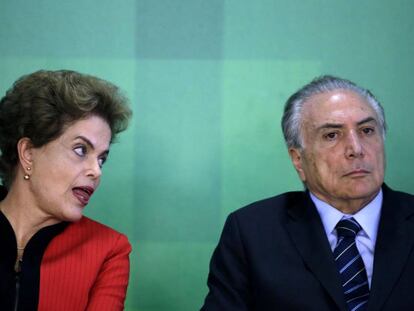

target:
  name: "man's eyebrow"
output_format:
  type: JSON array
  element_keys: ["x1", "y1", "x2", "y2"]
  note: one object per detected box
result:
[
  {"x1": 316, "y1": 117, "x2": 378, "y2": 131},
  {"x1": 316, "y1": 123, "x2": 343, "y2": 131},
  {"x1": 357, "y1": 117, "x2": 377, "y2": 126}
]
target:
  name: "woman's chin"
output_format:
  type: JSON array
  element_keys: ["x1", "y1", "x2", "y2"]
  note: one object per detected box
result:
[{"x1": 61, "y1": 207, "x2": 85, "y2": 223}]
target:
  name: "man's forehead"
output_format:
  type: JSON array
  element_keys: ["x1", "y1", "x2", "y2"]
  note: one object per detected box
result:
[{"x1": 302, "y1": 90, "x2": 379, "y2": 125}]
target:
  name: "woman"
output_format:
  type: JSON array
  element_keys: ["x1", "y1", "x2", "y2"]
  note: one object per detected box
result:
[{"x1": 0, "y1": 70, "x2": 132, "y2": 311}]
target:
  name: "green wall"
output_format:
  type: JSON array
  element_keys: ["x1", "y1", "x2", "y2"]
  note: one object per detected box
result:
[{"x1": 1, "y1": 1, "x2": 414, "y2": 310}]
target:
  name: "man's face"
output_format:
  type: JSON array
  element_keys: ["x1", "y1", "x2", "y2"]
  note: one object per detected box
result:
[{"x1": 289, "y1": 90, "x2": 385, "y2": 213}]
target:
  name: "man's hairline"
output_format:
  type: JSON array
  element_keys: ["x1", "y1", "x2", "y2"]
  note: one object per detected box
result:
[{"x1": 293, "y1": 90, "x2": 385, "y2": 152}]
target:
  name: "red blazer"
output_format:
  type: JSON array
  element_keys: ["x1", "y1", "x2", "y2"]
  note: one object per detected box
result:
[{"x1": 38, "y1": 216, "x2": 131, "y2": 311}]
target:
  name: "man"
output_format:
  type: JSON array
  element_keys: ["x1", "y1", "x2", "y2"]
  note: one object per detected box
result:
[{"x1": 201, "y1": 76, "x2": 414, "y2": 311}]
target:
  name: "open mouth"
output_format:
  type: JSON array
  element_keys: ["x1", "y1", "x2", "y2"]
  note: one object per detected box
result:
[{"x1": 72, "y1": 186, "x2": 95, "y2": 206}]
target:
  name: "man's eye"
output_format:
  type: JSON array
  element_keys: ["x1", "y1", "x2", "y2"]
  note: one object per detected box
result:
[
  {"x1": 324, "y1": 132, "x2": 338, "y2": 140},
  {"x1": 74, "y1": 146, "x2": 87, "y2": 157},
  {"x1": 362, "y1": 127, "x2": 375, "y2": 135}
]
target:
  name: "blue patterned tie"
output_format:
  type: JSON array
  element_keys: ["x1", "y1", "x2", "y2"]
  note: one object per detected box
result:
[{"x1": 333, "y1": 218, "x2": 370, "y2": 311}]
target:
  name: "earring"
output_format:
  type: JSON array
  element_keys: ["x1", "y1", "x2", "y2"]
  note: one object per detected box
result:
[{"x1": 24, "y1": 167, "x2": 31, "y2": 180}]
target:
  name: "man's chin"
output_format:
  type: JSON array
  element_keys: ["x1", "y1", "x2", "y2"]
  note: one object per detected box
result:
[{"x1": 344, "y1": 185, "x2": 381, "y2": 203}]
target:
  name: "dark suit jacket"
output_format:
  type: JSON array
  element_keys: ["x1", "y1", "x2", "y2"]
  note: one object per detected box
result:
[{"x1": 201, "y1": 184, "x2": 414, "y2": 310}]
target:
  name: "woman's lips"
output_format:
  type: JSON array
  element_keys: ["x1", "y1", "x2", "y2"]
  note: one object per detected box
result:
[{"x1": 72, "y1": 186, "x2": 94, "y2": 206}]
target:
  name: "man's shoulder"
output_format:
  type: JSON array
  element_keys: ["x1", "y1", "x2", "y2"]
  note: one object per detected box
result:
[
  {"x1": 230, "y1": 190, "x2": 308, "y2": 221},
  {"x1": 384, "y1": 186, "x2": 414, "y2": 198},
  {"x1": 383, "y1": 184, "x2": 414, "y2": 206}
]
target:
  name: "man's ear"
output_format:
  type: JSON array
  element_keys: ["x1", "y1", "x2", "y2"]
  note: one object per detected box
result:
[
  {"x1": 17, "y1": 137, "x2": 34, "y2": 173},
  {"x1": 288, "y1": 148, "x2": 306, "y2": 182}
]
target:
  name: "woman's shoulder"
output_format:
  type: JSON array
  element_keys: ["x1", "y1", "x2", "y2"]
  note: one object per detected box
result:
[
  {"x1": 74, "y1": 216, "x2": 123, "y2": 233},
  {"x1": 63, "y1": 216, "x2": 131, "y2": 250}
]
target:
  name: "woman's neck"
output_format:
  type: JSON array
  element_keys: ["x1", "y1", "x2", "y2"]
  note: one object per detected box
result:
[{"x1": 0, "y1": 185, "x2": 59, "y2": 250}]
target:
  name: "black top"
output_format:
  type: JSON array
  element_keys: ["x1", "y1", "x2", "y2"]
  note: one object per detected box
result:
[{"x1": 0, "y1": 186, "x2": 68, "y2": 311}]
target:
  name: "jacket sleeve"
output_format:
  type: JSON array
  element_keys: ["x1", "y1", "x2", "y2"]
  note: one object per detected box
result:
[
  {"x1": 201, "y1": 212, "x2": 252, "y2": 310},
  {"x1": 86, "y1": 233, "x2": 132, "y2": 311}
]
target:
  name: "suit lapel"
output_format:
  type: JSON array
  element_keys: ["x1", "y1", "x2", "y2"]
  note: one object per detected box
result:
[
  {"x1": 367, "y1": 185, "x2": 414, "y2": 311},
  {"x1": 285, "y1": 192, "x2": 348, "y2": 311}
]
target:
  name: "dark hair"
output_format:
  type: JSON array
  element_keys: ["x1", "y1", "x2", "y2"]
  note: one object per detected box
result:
[
  {"x1": 281, "y1": 75, "x2": 386, "y2": 149},
  {"x1": 0, "y1": 69, "x2": 132, "y2": 188}
]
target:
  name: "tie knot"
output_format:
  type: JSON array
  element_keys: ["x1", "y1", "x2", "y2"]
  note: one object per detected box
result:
[{"x1": 335, "y1": 217, "x2": 362, "y2": 238}]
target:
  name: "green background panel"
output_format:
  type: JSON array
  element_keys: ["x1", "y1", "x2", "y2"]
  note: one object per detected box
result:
[
  {"x1": 136, "y1": 0, "x2": 224, "y2": 58},
  {"x1": 130, "y1": 241, "x2": 214, "y2": 311},
  {"x1": 1, "y1": 1, "x2": 414, "y2": 310},
  {"x1": 221, "y1": 60, "x2": 321, "y2": 218},
  {"x1": 0, "y1": 0, "x2": 136, "y2": 57},
  {"x1": 133, "y1": 60, "x2": 222, "y2": 243}
]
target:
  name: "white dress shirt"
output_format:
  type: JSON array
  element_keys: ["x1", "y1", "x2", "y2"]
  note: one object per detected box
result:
[{"x1": 310, "y1": 190, "x2": 383, "y2": 287}]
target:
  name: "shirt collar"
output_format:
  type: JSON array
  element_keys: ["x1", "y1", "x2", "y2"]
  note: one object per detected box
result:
[{"x1": 311, "y1": 189, "x2": 383, "y2": 244}]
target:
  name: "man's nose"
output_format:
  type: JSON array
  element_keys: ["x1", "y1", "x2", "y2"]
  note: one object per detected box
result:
[{"x1": 345, "y1": 131, "x2": 364, "y2": 158}]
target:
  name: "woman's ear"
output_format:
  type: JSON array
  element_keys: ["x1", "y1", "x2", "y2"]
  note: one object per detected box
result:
[{"x1": 17, "y1": 137, "x2": 34, "y2": 174}]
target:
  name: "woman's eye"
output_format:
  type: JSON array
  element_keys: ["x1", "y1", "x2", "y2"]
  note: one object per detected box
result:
[
  {"x1": 98, "y1": 157, "x2": 107, "y2": 168},
  {"x1": 73, "y1": 145, "x2": 87, "y2": 157}
]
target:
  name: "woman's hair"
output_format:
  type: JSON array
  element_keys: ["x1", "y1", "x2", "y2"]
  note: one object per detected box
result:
[{"x1": 0, "y1": 69, "x2": 132, "y2": 188}]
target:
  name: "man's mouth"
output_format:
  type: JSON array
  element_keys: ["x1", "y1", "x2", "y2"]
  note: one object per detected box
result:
[
  {"x1": 72, "y1": 186, "x2": 95, "y2": 206},
  {"x1": 343, "y1": 169, "x2": 370, "y2": 177}
]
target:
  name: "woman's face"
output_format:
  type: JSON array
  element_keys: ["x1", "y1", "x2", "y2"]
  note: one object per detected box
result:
[{"x1": 27, "y1": 115, "x2": 111, "y2": 223}]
